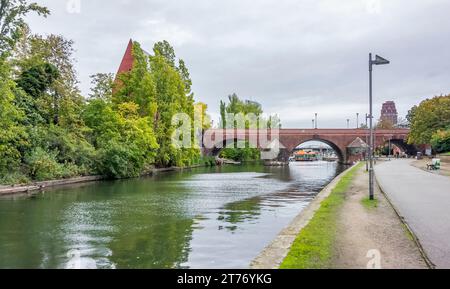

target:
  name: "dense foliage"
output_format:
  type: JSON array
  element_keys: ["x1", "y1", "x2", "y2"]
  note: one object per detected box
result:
[
  {"x1": 0, "y1": 1, "x2": 207, "y2": 184},
  {"x1": 408, "y1": 95, "x2": 450, "y2": 153},
  {"x1": 218, "y1": 93, "x2": 281, "y2": 162}
]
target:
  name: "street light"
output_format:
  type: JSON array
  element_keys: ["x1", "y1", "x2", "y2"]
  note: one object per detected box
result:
[
  {"x1": 315, "y1": 113, "x2": 318, "y2": 129},
  {"x1": 312, "y1": 119, "x2": 315, "y2": 129},
  {"x1": 369, "y1": 53, "x2": 390, "y2": 200},
  {"x1": 365, "y1": 113, "x2": 369, "y2": 172},
  {"x1": 356, "y1": 113, "x2": 360, "y2": 129}
]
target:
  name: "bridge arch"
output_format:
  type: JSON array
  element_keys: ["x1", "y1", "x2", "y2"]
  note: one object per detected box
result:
[
  {"x1": 290, "y1": 138, "x2": 345, "y2": 163},
  {"x1": 378, "y1": 139, "x2": 417, "y2": 156}
]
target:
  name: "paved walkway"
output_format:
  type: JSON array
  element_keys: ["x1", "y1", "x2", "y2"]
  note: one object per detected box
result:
[{"x1": 375, "y1": 159, "x2": 450, "y2": 268}]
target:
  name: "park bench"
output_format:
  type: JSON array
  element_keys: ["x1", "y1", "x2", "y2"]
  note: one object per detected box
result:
[
  {"x1": 427, "y1": 164, "x2": 438, "y2": 170},
  {"x1": 427, "y1": 159, "x2": 441, "y2": 171}
]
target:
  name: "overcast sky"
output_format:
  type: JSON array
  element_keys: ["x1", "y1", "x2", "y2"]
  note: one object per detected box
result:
[{"x1": 26, "y1": 0, "x2": 450, "y2": 128}]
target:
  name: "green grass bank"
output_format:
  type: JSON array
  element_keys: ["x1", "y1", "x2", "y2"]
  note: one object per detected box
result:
[{"x1": 280, "y1": 162, "x2": 364, "y2": 269}]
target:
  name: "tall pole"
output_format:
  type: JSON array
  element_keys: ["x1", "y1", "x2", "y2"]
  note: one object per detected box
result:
[
  {"x1": 347, "y1": 119, "x2": 350, "y2": 129},
  {"x1": 366, "y1": 113, "x2": 369, "y2": 172},
  {"x1": 388, "y1": 137, "x2": 391, "y2": 160},
  {"x1": 312, "y1": 119, "x2": 315, "y2": 129},
  {"x1": 315, "y1": 113, "x2": 318, "y2": 129},
  {"x1": 356, "y1": 113, "x2": 360, "y2": 129},
  {"x1": 369, "y1": 53, "x2": 375, "y2": 200}
]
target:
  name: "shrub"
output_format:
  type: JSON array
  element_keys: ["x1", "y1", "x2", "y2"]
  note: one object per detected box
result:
[
  {"x1": 431, "y1": 129, "x2": 450, "y2": 154},
  {"x1": 0, "y1": 171, "x2": 30, "y2": 185},
  {"x1": 25, "y1": 147, "x2": 64, "y2": 181},
  {"x1": 97, "y1": 141, "x2": 144, "y2": 179}
]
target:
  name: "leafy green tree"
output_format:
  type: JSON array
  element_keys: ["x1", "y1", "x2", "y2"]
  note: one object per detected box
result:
[
  {"x1": 89, "y1": 73, "x2": 114, "y2": 101},
  {"x1": 0, "y1": 57, "x2": 28, "y2": 177},
  {"x1": 406, "y1": 105, "x2": 418, "y2": 125},
  {"x1": 83, "y1": 99, "x2": 158, "y2": 178},
  {"x1": 408, "y1": 95, "x2": 450, "y2": 145},
  {"x1": 431, "y1": 129, "x2": 450, "y2": 153},
  {"x1": 153, "y1": 40, "x2": 176, "y2": 67},
  {"x1": 0, "y1": 0, "x2": 49, "y2": 54},
  {"x1": 16, "y1": 62, "x2": 58, "y2": 97},
  {"x1": 376, "y1": 118, "x2": 394, "y2": 129},
  {"x1": 15, "y1": 33, "x2": 83, "y2": 127},
  {"x1": 150, "y1": 41, "x2": 198, "y2": 167},
  {"x1": 114, "y1": 42, "x2": 157, "y2": 117},
  {"x1": 218, "y1": 93, "x2": 263, "y2": 161}
]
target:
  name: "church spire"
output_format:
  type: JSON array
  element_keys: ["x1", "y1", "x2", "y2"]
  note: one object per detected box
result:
[{"x1": 116, "y1": 39, "x2": 134, "y2": 76}]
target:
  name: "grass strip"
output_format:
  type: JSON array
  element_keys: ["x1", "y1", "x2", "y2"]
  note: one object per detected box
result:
[
  {"x1": 280, "y1": 162, "x2": 364, "y2": 269},
  {"x1": 361, "y1": 197, "x2": 378, "y2": 210}
]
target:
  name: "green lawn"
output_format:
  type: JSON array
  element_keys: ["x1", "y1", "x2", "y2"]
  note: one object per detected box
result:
[{"x1": 279, "y1": 162, "x2": 363, "y2": 269}]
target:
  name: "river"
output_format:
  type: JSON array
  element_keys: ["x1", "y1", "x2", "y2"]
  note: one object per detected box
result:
[{"x1": 0, "y1": 161, "x2": 346, "y2": 269}]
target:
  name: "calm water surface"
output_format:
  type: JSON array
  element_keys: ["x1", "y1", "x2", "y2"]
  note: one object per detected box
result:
[{"x1": 0, "y1": 161, "x2": 346, "y2": 269}]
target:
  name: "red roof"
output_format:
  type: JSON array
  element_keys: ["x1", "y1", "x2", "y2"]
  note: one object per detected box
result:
[{"x1": 116, "y1": 39, "x2": 134, "y2": 75}]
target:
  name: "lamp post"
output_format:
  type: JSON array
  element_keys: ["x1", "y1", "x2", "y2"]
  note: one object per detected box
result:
[
  {"x1": 347, "y1": 119, "x2": 350, "y2": 129},
  {"x1": 365, "y1": 113, "x2": 369, "y2": 172},
  {"x1": 315, "y1": 113, "x2": 318, "y2": 129},
  {"x1": 356, "y1": 113, "x2": 360, "y2": 129},
  {"x1": 388, "y1": 135, "x2": 392, "y2": 160},
  {"x1": 312, "y1": 119, "x2": 315, "y2": 129},
  {"x1": 369, "y1": 53, "x2": 390, "y2": 200}
]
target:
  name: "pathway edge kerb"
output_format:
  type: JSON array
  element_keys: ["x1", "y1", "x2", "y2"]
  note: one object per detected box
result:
[
  {"x1": 375, "y1": 174, "x2": 435, "y2": 269},
  {"x1": 250, "y1": 163, "x2": 357, "y2": 269}
]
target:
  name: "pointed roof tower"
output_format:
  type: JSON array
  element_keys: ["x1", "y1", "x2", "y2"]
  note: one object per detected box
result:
[{"x1": 116, "y1": 39, "x2": 134, "y2": 75}]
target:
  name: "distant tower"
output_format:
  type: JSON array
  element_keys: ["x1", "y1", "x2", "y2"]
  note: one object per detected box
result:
[{"x1": 380, "y1": 101, "x2": 398, "y2": 125}]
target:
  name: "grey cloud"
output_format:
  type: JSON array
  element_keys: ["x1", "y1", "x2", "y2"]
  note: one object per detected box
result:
[{"x1": 27, "y1": 0, "x2": 450, "y2": 128}]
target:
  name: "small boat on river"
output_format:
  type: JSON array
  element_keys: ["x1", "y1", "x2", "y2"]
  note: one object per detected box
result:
[{"x1": 294, "y1": 150, "x2": 319, "y2": 162}]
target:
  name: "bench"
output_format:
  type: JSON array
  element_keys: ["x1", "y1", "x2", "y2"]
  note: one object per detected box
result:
[{"x1": 427, "y1": 164, "x2": 439, "y2": 170}]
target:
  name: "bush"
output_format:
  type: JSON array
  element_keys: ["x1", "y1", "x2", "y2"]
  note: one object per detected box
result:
[
  {"x1": 0, "y1": 171, "x2": 30, "y2": 185},
  {"x1": 25, "y1": 147, "x2": 64, "y2": 181},
  {"x1": 97, "y1": 141, "x2": 145, "y2": 179},
  {"x1": 29, "y1": 125, "x2": 97, "y2": 173},
  {"x1": 431, "y1": 129, "x2": 450, "y2": 153}
]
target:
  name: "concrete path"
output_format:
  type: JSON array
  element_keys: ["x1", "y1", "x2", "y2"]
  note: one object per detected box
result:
[{"x1": 375, "y1": 159, "x2": 450, "y2": 268}]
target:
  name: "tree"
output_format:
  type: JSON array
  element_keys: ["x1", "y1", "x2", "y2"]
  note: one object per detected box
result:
[
  {"x1": 195, "y1": 102, "x2": 211, "y2": 130},
  {"x1": 0, "y1": 57, "x2": 28, "y2": 177},
  {"x1": 0, "y1": 0, "x2": 49, "y2": 54},
  {"x1": 408, "y1": 95, "x2": 450, "y2": 145},
  {"x1": 431, "y1": 130, "x2": 450, "y2": 153},
  {"x1": 16, "y1": 62, "x2": 58, "y2": 97},
  {"x1": 150, "y1": 41, "x2": 198, "y2": 167},
  {"x1": 406, "y1": 105, "x2": 418, "y2": 125},
  {"x1": 114, "y1": 42, "x2": 157, "y2": 117},
  {"x1": 153, "y1": 40, "x2": 176, "y2": 67},
  {"x1": 83, "y1": 99, "x2": 158, "y2": 178},
  {"x1": 14, "y1": 33, "x2": 83, "y2": 126},
  {"x1": 218, "y1": 93, "x2": 264, "y2": 161},
  {"x1": 376, "y1": 118, "x2": 394, "y2": 129},
  {"x1": 89, "y1": 73, "x2": 114, "y2": 101}
]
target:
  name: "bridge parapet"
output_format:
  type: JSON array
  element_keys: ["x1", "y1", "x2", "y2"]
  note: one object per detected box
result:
[{"x1": 202, "y1": 128, "x2": 412, "y2": 164}]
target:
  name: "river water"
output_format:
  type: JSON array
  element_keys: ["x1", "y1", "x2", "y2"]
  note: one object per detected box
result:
[{"x1": 0, "y1": 161, "x2": 346, "y2": 269}]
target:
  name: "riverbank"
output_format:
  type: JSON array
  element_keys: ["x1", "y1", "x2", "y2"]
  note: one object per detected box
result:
[
  {"x1": 250, "y1": 163, "x2": 357, "y2": 269},
  {"x1": 252, "y1": 162, "x2": 427, "y2": 269},
  {"x1": 0, "y1": 165, "x2": 206, "y2": 196}
]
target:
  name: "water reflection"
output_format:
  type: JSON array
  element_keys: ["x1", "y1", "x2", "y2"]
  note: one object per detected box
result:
[{"x1": 0, "y1": 161, "x2": 345, "y2": 269}]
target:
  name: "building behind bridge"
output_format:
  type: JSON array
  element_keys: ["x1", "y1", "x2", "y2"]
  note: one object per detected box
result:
[{"x1": 380, "y1": 101, "x2": 399, "y2": 126}]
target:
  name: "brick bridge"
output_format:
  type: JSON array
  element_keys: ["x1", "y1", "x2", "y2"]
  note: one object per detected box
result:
[{"x1": 203, "y1": 128, "x2": 414, "y2": 164}]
